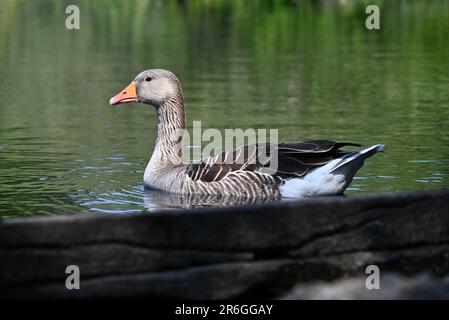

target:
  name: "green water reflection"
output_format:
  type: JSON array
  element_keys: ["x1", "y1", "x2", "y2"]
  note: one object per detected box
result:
[{"x1": 0, "y1": 0, "x2": 448, "y2": 217}]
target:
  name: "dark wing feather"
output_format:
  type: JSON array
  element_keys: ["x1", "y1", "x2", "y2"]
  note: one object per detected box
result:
[{"x1": 185, "y1": 140, "x2": 362, "y2": 182}]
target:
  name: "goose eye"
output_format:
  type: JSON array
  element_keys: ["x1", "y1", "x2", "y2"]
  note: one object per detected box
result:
[{"x1": 144, "y1": 76, "x2": 152, "y2": 82}]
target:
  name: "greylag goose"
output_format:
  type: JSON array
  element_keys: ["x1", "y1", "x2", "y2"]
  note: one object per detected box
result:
[{"x1": 109, "y1": 69, "x2": 384, "y2": 198}]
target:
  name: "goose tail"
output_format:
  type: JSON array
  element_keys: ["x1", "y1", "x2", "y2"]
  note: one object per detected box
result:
[
  {"x1": 280, "y1": 144, "x2": 384, "y2": 197},
  {"x1": 330, "y1": 144, "x2": 385, "y2": 175},
  {"x1": 325, "y1": 143, "x2": 385, "y2": 193}
]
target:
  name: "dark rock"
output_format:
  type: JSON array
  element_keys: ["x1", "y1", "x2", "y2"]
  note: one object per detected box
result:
[{"x1": 0, "y1": 189, "x2": 448, "y2": 298}]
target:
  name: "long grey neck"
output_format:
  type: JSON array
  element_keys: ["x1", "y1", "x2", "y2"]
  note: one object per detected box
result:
[{"x1": 148, "y1": 92, "x2": 186, "y2": 170}]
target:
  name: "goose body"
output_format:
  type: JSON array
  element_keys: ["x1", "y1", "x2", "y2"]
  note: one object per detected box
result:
[{"x1": 110, "y1": 69, "x2": 384, "y2": 198}]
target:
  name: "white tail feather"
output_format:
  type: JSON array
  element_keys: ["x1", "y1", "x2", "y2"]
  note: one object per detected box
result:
[
  {"x1": 280, "y1": 144, "x2": 384, "y2": 198},
  {"x1": 330, "y1": 144, "x2": 385, "y2": 173}
]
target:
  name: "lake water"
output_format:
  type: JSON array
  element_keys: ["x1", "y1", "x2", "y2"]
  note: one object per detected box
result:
[{"x1": 0, "y1": 0, "x2": 448, "y2": 218}]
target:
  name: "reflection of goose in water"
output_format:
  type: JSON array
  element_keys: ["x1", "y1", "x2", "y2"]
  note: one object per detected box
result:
[
  {"x1": 110, "y1": 69, "x2": 384, "y2": 199},
  {"x1": 142, "y1": 188, "x2": 281, "y2": 211}
]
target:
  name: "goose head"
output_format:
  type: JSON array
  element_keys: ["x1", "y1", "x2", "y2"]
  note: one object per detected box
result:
[{"x1": 109, "y1": 69, "x2": 182, "y2": 107}]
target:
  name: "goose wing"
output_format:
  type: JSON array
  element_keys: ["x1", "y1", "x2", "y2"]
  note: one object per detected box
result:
[{"x1": 185, "y1": 140, "x2": 361, "y2": 182}]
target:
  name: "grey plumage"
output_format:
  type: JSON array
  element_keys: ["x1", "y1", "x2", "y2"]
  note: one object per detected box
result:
[{"x1": 109, "y1": 69, "x2": 384, "y2": 198}]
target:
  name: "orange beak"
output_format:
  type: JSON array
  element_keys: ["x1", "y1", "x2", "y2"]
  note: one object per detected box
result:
[{"x1": 109, "y1": 81, "x2": 139, "y2": 105}]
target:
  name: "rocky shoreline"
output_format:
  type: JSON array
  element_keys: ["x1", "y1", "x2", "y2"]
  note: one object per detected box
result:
[{"x1": 1, "y1": 189, "x2": 448, "y2": 299}]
